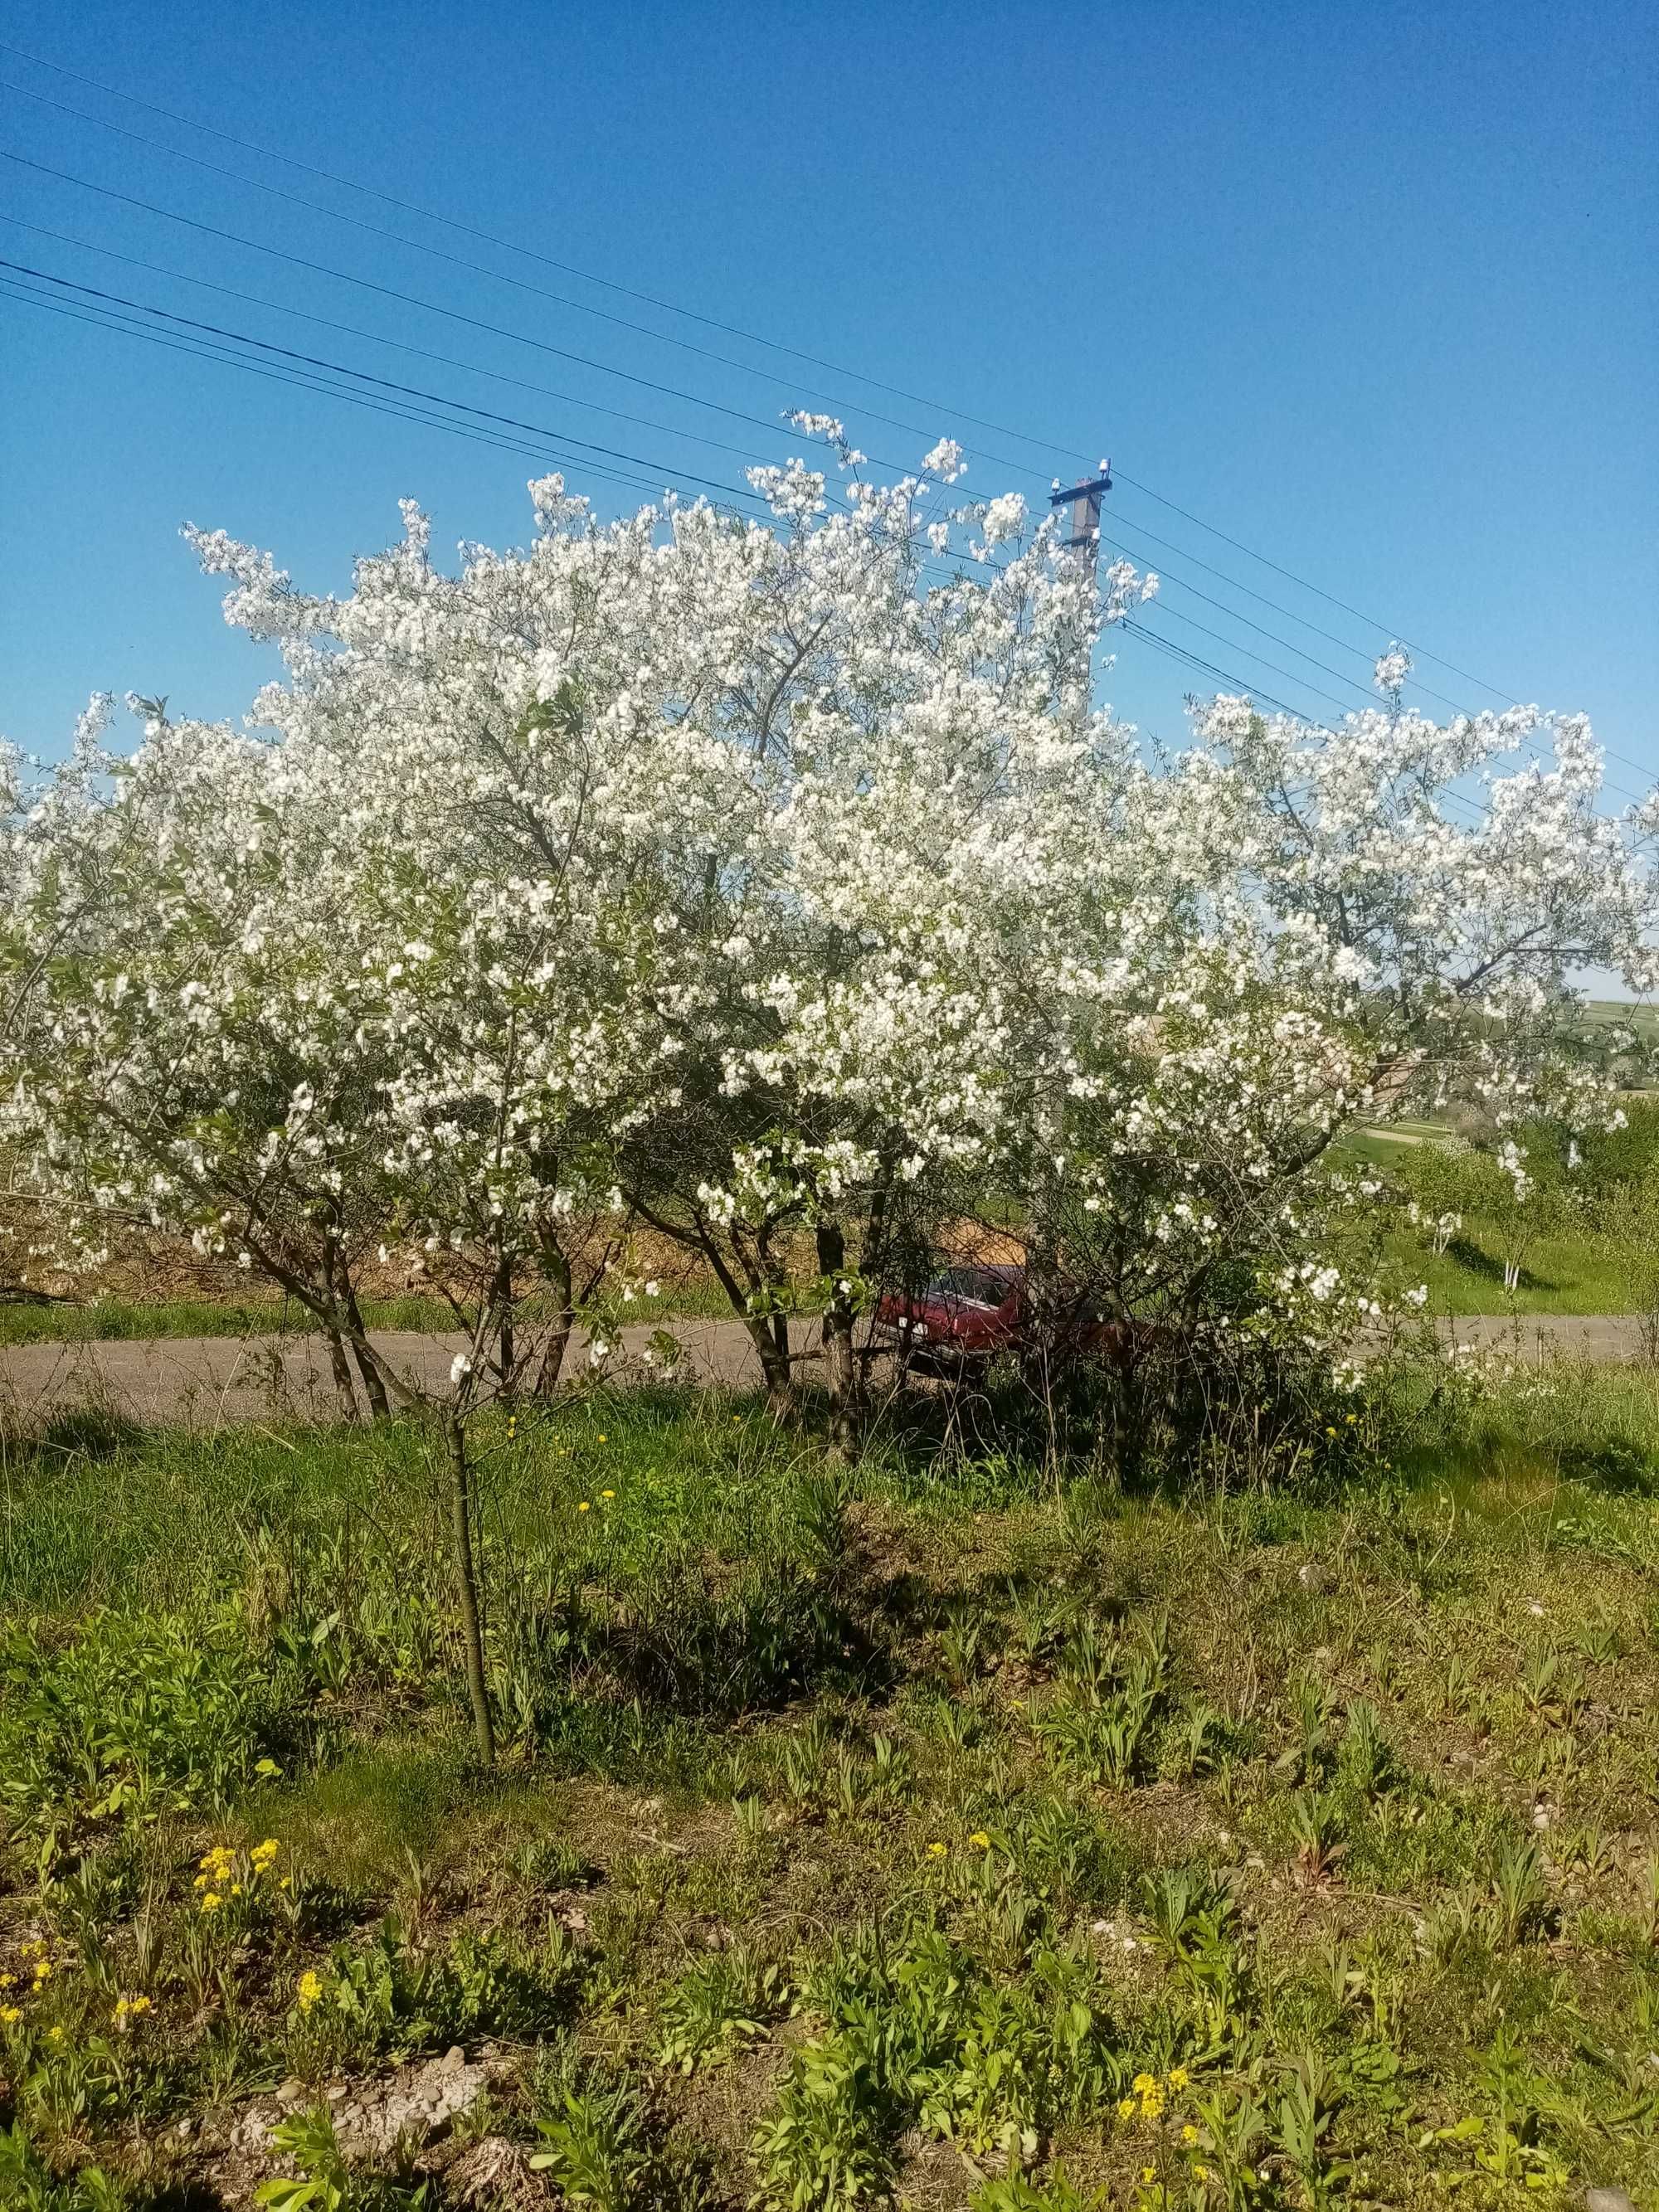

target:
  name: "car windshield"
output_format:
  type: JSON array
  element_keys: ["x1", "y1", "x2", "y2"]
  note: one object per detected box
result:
[{"x1": 932, "y1": 1267, "x2": 1018, "y2": 1309}]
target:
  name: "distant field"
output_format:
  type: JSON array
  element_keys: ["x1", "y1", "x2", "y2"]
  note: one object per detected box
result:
[{"x1": 0, "y1": 1281, "x2": 738, "y2": 1347}]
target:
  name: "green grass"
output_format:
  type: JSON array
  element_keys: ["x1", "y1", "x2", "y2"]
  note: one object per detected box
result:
[
  {"x1": 1389, "y1": 1218, "x2": 1637, "y2": 1315},
  {"x1": 0, "y1": 1279, "x2": 740, "y2": 1346},
  {"x1": 4, "y1": 1369, "x2": 1659, "y2": 2208}
]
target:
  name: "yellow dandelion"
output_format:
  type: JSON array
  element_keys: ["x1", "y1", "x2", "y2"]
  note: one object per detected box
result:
[
  {"x1": 577, "y1": 1500, "x2": 591, "y2": 1513},
  {"x1": 596, "y1": 1432, "x2": 607, "y2": 1442},
  {"x1": 601, "y1": 1488, "x2": 615, "y2": 1499}
]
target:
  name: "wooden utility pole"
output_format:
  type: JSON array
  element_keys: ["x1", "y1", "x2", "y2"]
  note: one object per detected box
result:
[{"x1": 1048, "y1": 462, "x2": 1112, "y2": 577}]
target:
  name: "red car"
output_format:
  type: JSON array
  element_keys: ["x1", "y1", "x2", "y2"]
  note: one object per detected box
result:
[
  {"x1": 874, "y1": 1265, "x2": 1166, "y2": 1378},
  {"x1": 874, "y1": 1264, "x2": 1026, "y2": 1369}
]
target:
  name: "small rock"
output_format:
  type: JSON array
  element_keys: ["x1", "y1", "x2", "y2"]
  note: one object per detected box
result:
[
  {"x1": 327, "y1": 2083, "x2": 349, "y2": 2104},
  {"x1": 174, "y1": 2119, "x2": 194, "y2": 2138},
  {"x1": 441, "y1": 2045, "x2": 468, "y2": 2072},
  {"x1": 1585, "y1": 2190, "x2": 1637, "y2": 2212},
  {"x1": 277, "y1": 2078, "x2": 307, "y2": 2107},
  {"x1": 1297, "y1": 1563, "x2": 1328, "y2": 1593}
]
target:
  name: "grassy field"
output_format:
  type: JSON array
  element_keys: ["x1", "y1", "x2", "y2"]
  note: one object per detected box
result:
[
  {"x1": 3, "y1": 1369, "x2": 1659, "y2": 2210},
  {"x1": 0, "y1": 1281, "x2": 737, "y2": 1349},
  {"x1": 1389, "y1": 1224, "x2": 1635, "y2": 1317}
]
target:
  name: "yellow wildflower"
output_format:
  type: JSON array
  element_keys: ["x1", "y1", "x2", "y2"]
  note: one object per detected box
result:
[
  {"x1": 296, "y1": 1969, "x2": 324, "y2": 2011},
  {"x1": 1194, "y1": 2166, "x2": 1211, "y2": 2181},
  {"x1": 1167, "y1": 2067, "x2": 1189, "y2": 2091},
  {"x1": 927, "y1": 1841, "x2": 947, "y2": 1858},
  {"x1": 31, "y1": 1960, "x2": 51, "y2": 1983},
  {"x1": 0, "y1": 2006, "x2": 19, "y2": 2025},
  {"x1": 1117, "y1": 2096, "x2": 1136, "y2": 2120},
  {"x1": 596, "y1": 1432, "x2": 607, "y2": 1443},
  {"x1": 1181, "y1": 2124, "x2": 1199, "y2": 2145},
  {"x1": 1131, "y1": 2073, "x2": 1157, "y2": 2094},
  {"x1": 577, "y1": 1500, "x2": 591, "y2": 1513},
  {"x1": 968, "y1": 1831, "x2": 990, "y2": 1850},
  {"x1": 201, "y1": 1894, "x2": 221, "y2": 1913},
  {"x1": 601, "y1": 1489, "x2": 615, "y2": 1499}
]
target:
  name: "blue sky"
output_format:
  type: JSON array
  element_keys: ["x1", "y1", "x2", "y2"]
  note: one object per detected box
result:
[{"x1": 1, "y1": 0, "x2": 1654, "y2": 785}]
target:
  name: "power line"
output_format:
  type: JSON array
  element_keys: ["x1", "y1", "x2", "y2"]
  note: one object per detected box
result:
[
  {"x1": 0, "y1": 212, "x2": 824, "y2": 479},
  {"x1": 4, "y1": 278, "x2": 1606, "y2": 844},
  {"x1": 0, "y1": 279, "x2": 765, "y2": 510},
  {"x1": 0, "y1": 256, "x2": 791, "y2": 510},
  {"x1": 0, "y1": 45, "x2": 1599, "y2": 727},
  {"x1": 7, "y1": 70, "x2": 1645, "y2": 776},
  {"x1": 1110, "y1": 465, "x2": 1522, "y2": 707},
  {"x1": 0, "y1": 38, "x2": 1072, "y2": 464},
  {"x1": 0, "y1": 75, "x2": 1044, "y2": 472},
  {"x1": 25, "y1": 195, "x2": 1641, "y2": 802},
  {"x1": 0, "y1": 149, "x2": 913, "y2": 468}
]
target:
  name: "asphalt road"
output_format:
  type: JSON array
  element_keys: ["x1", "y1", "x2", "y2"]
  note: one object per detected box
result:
[{"x1": 0, "y1": 1310, "x2": 1646, "y2": 1429}]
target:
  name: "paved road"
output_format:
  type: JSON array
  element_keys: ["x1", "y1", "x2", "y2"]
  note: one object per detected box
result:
[
  {"x1": 0, "y1": 1311, "x2": 1644, "y2": 1428},
  {"x1": 0, "y1": 1318, "x2": 772, "y2": 1427}
]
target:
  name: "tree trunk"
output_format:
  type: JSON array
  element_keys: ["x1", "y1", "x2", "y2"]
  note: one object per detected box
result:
[
  {"x1": 324, "y1": 1324, "x2": 360, "y2": 1424},
  {"x1": 350, "y1": 1339, "x2": 392, "y2": 1423},
  {"x1": 816, "y1": 1223, "x2": 860, "y2": 1457},
  {"x1": 441, "y1": 1405, "x2": 495, "y2": 1767},
  {"x1": 534, "y1": 1310, "x2": 575, "y2": 1397},
  {"x1": 740, "y1": 1313, "x2": 795, "y2": 1418},
  {"x1": 532, "y1": 1242, "x2": 575, "y2": 1398},
  {"x1": 334, "y1": 1271, "x2": 394, "y2": 1422}
]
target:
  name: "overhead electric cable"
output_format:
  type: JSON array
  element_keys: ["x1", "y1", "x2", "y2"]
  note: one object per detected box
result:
[
  {"x1": 0, "y1": 212, "x2": 826, "y2": 477},
  {"x1": 0, "y1": 41, "x2": 1073, "y2": 461},
  {"x1": 0, "y1": 256, "x2": 799, "y2": 508},
  {"x1": 0, "y1": 39, "x2": 1632, "y2": 754}
]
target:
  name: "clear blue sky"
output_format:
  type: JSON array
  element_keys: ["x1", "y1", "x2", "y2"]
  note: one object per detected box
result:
[{"x1": 2, "y1": 0, "x2": 1654, "y2": 782}]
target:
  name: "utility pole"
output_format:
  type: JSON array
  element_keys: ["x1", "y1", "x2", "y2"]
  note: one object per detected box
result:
[
  {"x1": 1024, "y1": 465, "x2": 1115, "y2": 1425},
  {"x1": 1048, "y1": 461, "x2": 1112, "y2": 582}
]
